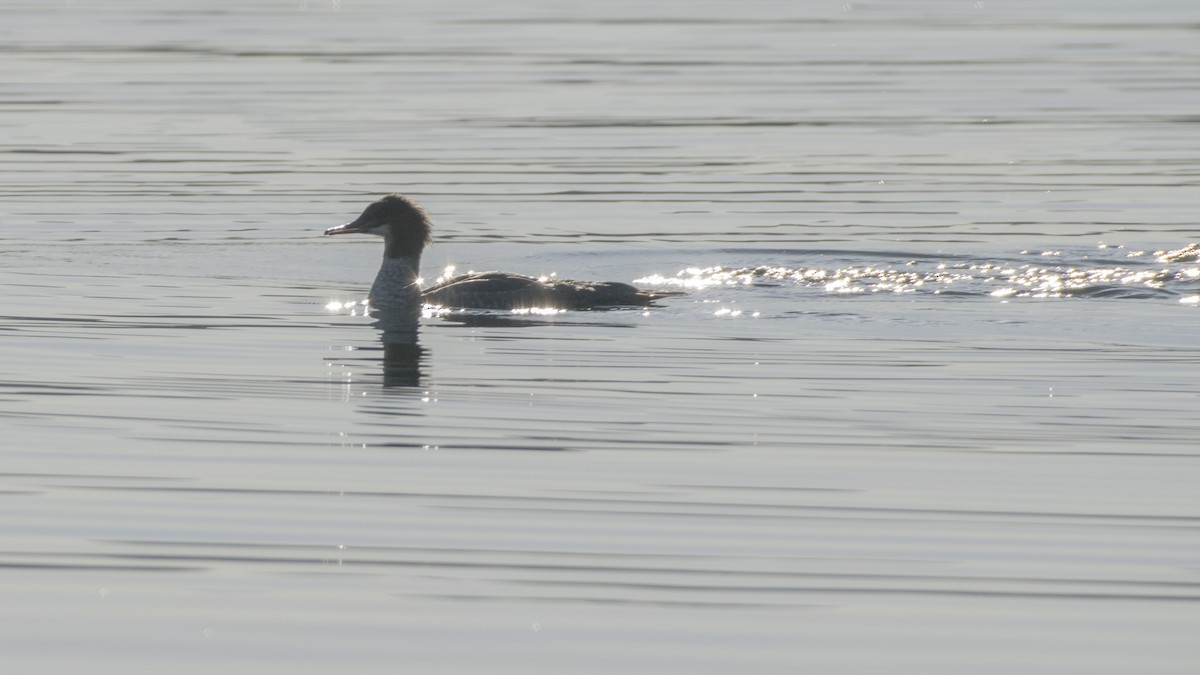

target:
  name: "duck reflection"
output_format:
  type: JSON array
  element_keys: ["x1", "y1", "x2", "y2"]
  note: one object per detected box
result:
[
  {"x1": 328, "y1": 303, "x2": 649, "y2": 392},
  {"x1": 372, "y1": 306, "x2": 425, "y2": 388},
  {"x1": 378, "y1": 340, "x2": 424, "y2": 388}
]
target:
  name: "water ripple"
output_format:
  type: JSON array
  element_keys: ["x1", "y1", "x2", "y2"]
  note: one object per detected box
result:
[{"x1": 637, "y1": 245, "x2": 1200, "y2": 300}]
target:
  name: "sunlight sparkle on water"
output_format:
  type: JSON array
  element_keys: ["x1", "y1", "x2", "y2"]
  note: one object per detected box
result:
[
  {"x1": 325, "y1": 299, "x2": 367, "y2": 312},
  {"x1": 511, "y1": 307, "x2": 566, "y2": 316},
  {"x1": 1157, "y1": 243, "x2": 1200, "y2": 263},
  {"x1": 639, "y1": 254, "x2": 1196, "y2": 300},
  {"x1": 422, "y1": 305, "x2": 453, "y2": 318}
]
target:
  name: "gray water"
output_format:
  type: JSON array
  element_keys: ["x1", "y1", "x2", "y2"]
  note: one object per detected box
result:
[{"x1": 2, "y1": 1, "x2": 1199, "y2": 672}]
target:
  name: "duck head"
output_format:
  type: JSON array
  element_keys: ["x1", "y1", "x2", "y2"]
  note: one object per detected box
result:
[{"x1": 324, "y1": 194, "x2": 433, "y2": 260}]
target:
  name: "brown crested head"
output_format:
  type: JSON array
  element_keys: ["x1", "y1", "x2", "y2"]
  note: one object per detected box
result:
[{"x1": 324, "y1": 194, "x2": 433, "y2": 258}]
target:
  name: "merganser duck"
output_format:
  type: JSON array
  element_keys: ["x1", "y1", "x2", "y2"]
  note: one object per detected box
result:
[{"x1": 324, "y1": 194, "x2": 680, "y2": 311}]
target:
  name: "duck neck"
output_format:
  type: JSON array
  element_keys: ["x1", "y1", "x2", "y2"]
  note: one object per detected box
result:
[{"x1": 369, "y1": 253, "x2": 422, "y2": 311}]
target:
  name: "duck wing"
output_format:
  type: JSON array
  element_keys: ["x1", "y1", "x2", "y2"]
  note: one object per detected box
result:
[
  {"x1": 541, "y1": 280, "x2": 682, "y2": 308},
  {"x1": 422, "y1": 272, "x2": 683, "y2": 310},
  {"x1": 422, "y1": 272, "x2": 556, "y2": 309}
]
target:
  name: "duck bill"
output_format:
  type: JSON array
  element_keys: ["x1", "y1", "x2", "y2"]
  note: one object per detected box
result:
[{"x1": 324, "y1": 221, "x2": 366, "y2": 236}]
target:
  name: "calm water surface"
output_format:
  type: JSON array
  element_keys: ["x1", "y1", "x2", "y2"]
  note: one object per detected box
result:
[{"x1": 2, "y1": 1, "x2": 1199, "y2": 672}]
